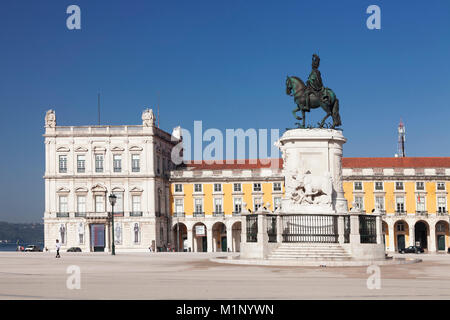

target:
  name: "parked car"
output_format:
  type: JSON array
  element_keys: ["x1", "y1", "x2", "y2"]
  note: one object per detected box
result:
[
  {"x1": 67, "y1": 247, "x2": 82, "y2": 252},
  {"x1": 24, "y1": 245, "x2": 42, "y2": 252},
  {"x1": 399, "y1": 246, "x2": 424, "y2": 254}
]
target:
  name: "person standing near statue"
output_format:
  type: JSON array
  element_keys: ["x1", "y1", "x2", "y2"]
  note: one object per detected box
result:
[
  {"x1": 304, "y1": 53, "x2": 324, "y2": 112},
  {"x1": 55, "y1": 239, "x2": 61, "y2": 258}
]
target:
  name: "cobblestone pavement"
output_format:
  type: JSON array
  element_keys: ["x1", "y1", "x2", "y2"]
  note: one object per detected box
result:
[{"x1": 0, "y1": 252, "x2": 449, "y2": 299}]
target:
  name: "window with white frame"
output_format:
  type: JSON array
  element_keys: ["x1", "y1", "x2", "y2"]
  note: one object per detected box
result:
[
  {"x1": 214, "y1": 198, "x2": 223, "y2": 213},
  {"x1": 175, "y1": 199, "x2": 184, "y2": 213},
  {"x1": 354, "y1": 196, "x2": 364, "y2": 210},
  {"x1": 113, "y1": 155, "x2": 122, "y2": 172},
  {"x1": 396, "y1": 196, "x2": 405, "y2": 212},
  {"x1": 59, "y1": 155, "x2": 67, "y2": 173},
  {"x1": 395, "y1": 181, "x2": 404, "y2": 191},
  {"x1": 354, "y1": 182, "x2": 363, "y2": 191},
  {"x1": 438, "y1": 196, "x2": 447, "y2": 213},
  {"x1": 233, "y1": 183, "x2": 241, "y2": 192},
  {"x1": 374, "y1": 181, "x2": 383, "y2": 191},
  {"x1": 132, "y1": 195, "x2": 141, "y2": 213},
  {"x1": 77, "y1": 196, "x2": 86, "y2": 213},
  {"x1": 77, "y1": 155, "x2": 85, "y2": 173},
  {"x1": 396, "y1": 222, "x2": 405, "y2": 232},
  {"x1": 416, "y1": 194, "x2": 425, "y2": 212},
  {"x1": 95, "y1": 195, "x2": 105, "y2": 212},
  {"x1": 174, "y1": 184, "x2": 183, "y2": 193},
  {"x1": 254, "y1": 197, "x2": 262, "y2": 211},
  {"x1": 437, "y1": 182, "x2": 446, "y2": 191},
  {"x1": 194, "y1": 198, "x2": 203, "y2": 213},
  {"x1": 253, "y1": 183, "x2": 262, "y2": 192},
  {"x1": 233, "y1": 197, "x2": 242, "y2": 213},
  {"x1": 273, "y1": 182, "x2": 282, "y2": 192},
  {"x1": 194, "y1": 184, "x2": 202, "y2": 192},
  {"x1": 214, "y1": 183, "x2": 222, "y2": 192},
  {"x1": 437, "y1": 222, "x2": 446, "y2": 232},
  {"x1": 416, "y1": 182, "x2": 424, "y2": 191},
  {"x1": 274, "y1": 197, "x2": 282, "y2": 210},
  {"x1": 59, "y1": 196, "x2": 68, "y2": 213},
  {"x1": 131, "y1": 154, "x2": 140, "y2": 172},
  {"x1": 375, "y1": 195, "x2": 384, "y2": 211},
  {"x1": 95, "y1": 154, "x2": 104, "y2": 173},
  {"x1": 113, "y1": 192, "x2": 124, "y2": 213}
]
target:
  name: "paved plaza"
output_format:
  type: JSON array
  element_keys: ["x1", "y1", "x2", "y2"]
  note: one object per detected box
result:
[{"x1": 1, "y1": 252, "x2": 450, "y2": 299}]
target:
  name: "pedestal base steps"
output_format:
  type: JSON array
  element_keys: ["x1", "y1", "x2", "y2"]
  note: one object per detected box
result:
[{"x1": 266, "y1": 243, "x2": 352, "y2": 261}]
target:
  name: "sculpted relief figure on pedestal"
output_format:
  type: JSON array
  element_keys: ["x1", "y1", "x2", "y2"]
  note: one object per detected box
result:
[{"x1": 288, "y1": 169, "x2": 333, "y2": 206}]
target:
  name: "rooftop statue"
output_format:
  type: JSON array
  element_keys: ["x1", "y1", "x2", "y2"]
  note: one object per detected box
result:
[{"x1": 285, "y1": 54, "x2": 342, "y2": 129}]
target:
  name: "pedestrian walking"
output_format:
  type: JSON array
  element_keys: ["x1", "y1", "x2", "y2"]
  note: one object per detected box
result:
[{"x1": 55, "y1": 239, "x2": 61, "y2": 258}]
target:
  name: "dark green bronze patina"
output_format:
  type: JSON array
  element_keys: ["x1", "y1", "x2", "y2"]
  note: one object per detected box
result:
[{"x1": 286, "y1": 54, "x2": 342, "y2": 129}]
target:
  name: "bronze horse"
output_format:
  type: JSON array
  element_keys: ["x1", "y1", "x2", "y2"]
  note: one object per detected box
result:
[{"x1": 286, "y1": 76, "x2": 341, "y2": 128}]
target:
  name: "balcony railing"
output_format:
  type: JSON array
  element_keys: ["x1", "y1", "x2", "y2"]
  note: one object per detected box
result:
[
  {"x1": 193, "y1": 212, "x2": 205, "y2": 217},
  {"x1": 130, "y1": 211, "x2": 143, "y2": 217},
  {"x1": 173, "y1": 212, "x2": 185, "y2": 218},
  {"x1": 113, "y1": 212, "x2": 124, "y2": 217},
  {"x1": 437, "y1": 210, "x2": 449, "y2": 216},
  {"x1": 213, "y1": 212, "x2": 224, "y2": 217},
  {"x1": 395, "y1": 211, "x2": 406, "y2": 216},
  {"x1": 232, "y1": 211, "x2": 242, "y2": 216},
  {"x1": 415, "y1": 211, "x2": 428, "y2": 217},
  {"x1": 75, "y1": 212, "x2": 86, "y2": 217},
  {"x1": 56, "y1": 212, "x2": 69, "y2": 218}
]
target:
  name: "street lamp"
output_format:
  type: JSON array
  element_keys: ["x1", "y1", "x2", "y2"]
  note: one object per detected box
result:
[{"x1": 108, "y1": 193, "x2": 117, "y2": 256}]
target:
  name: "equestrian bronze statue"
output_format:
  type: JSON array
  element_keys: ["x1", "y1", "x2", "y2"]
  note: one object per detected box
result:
[{"x1": 286, "y1": 54, "x2": 342, "y2": 129}]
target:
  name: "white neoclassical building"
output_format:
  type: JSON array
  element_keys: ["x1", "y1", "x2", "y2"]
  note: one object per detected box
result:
[{"x1": 43, "y1": 109, "x2": 180, "y2": 252}]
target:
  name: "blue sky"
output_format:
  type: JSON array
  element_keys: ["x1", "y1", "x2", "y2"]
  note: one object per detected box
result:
[{"x1": 0, "y1": 0, "x2": 449, "y2": 222}]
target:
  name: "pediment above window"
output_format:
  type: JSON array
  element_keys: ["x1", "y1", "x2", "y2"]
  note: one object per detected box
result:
[
  {"x1": 56, "y1": 146, "x2": 70, "y2": 152},
  {"x1": 129, "y1": 186, "x2": 143, "y2": 193},
  {"x1": 56, "y1": 186, "x2": 70, "y2": 193},
  {"x1": 93, "y1": 146, "x2": 106, "y2": 152},
  {"x1": 129, "y1": 146, "x2": 143, "y2": 152},
  {"x1": 91, "y1": 184, "x2": 107, "y2": 192},
  {"x1": 75, "y1": 146, "x2": 88, "y2": 153},
  {"x1": 112, "y1": 186, "x2": 125, "y2": 192},
  {"x1": 111, "y1": 146, "x2": 125, "y2": 152},
  {"x1": 75, "y1": 187, "x2": 89, "y2": 193}
]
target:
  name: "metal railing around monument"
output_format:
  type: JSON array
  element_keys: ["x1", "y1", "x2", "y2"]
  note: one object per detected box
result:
[
  {"x1": 246, "y1": 214, "x2": 258, "y2": 243},
  {"x1": 359, "y1": 215, "x2": 377, "y2": 244},
  {"x1": 281, "y1": 214, "x2": 339, "y2": 243},
  {"x1": 266, "y1": 215, "x2": 277, "y2": 243}
]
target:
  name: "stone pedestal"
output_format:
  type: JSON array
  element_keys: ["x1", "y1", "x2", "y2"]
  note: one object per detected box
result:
[{"x1": 276, "y1": 128, "x2": 348, "y2": 214}]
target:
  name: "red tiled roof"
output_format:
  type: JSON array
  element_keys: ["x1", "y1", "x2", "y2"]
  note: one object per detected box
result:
[
  {"x1": 342, "y1": 157, "x2": 450, "y2": 168},
  {"x1": 183, "y1": 157, "x2": 450, "y2": 170},
  {"x1": 185, "y1": 159, "x2": 283, "y2": 170}
]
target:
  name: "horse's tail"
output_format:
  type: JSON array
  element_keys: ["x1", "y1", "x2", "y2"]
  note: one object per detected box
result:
[{"x1": 332, "y1": 98, "x2": 342, "y2": 128}]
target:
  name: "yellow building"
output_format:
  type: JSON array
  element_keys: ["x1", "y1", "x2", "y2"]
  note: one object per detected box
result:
[{"x1": 170, "y1": 157, "x2": 450, "y2": 254}]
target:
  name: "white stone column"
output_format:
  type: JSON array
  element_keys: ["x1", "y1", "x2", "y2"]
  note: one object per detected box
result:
[
  {"x1": 338, "y1": 215, "x2": 345, "y2": 244},
  {"x1": 104, "y1": 223, "x2": 110, "y2": 253},
  {"x1": 349, "y1": 213, "x2": 360, "y2": 245},
  {"x1": 187, "y1": 227, "x2": 193, "y2": 252},
  {"x1": 226, "y1": 226, "x2": 233, "y2": 252},
  {"x1": 276, "y1": 215, "x2": 283, "y2": 243},
  {"x1": 409, "y1": 224, "x2": 415, "y2": 246},
  {"x1": 376, "y1": 214, "x2": 383, "y2": 244},
  {"x1": 429, "y1": 223, "x2": 436, "y2": 253},
  {"x1": 388, "y1": 223, "x2": 395, "y2": 252},
  {"x1": 207, "y1": 228, "x2": 213, "y2": 252}
]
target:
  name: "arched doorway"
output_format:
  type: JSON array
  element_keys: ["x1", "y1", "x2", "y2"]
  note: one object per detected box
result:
[
  {"x1": 414, "y1": 221, "x2": 429, "y2": 250},
  {"x1": 436, "y1": 221, "x2": 449, "y2": 252},
  {"x1": 394, "y1": 220, "x2": 408, "y2": 252},
  {"x1": 232, "y1": 222, "x2": 242, "y2": 252},
  {"x1": 212, "y1": 222, "x2": 227, "y2": 252},
  {"x1": 172, "y1": 223, "x2": 187, "y2": 252},
  {"x1": 193, "y1": 223, "x2": 207, "y2": 252}
]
